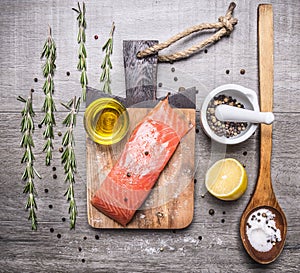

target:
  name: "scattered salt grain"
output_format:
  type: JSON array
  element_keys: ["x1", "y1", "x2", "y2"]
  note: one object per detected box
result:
[
  {"x1": 246, "y1": 208, "x2": 281, "y2": 252},
  {"x1": 139, "y1": 214, "x2": 146, "y2": 219}
]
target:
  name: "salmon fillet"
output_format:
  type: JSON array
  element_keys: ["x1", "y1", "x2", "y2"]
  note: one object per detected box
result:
[{"x1": 91, "y1": 98, "x2": 194, "y2": 226}]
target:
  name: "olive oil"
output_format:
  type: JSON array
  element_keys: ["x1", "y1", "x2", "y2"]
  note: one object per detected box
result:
[
  {"x1": 95, "y1": 108, "x2": 121, "y2": 137},
  {"x1": 84, "y1": 98, "x2": 129, "y2": 145}
]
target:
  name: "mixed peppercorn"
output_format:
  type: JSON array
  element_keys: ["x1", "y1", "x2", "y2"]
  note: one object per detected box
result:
[{"x1": 206, "y1": 94, "x2": 248, "y2": 138}]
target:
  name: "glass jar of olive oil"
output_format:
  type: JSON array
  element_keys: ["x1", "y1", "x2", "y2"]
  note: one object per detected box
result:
[{"x1": 84, "y1": 98, "x2": 129, "y2": 145}]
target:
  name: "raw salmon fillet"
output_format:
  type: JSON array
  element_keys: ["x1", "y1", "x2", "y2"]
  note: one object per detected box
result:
[{"x1": 91, "y1": 98, "x2": 194, "y2": 226}]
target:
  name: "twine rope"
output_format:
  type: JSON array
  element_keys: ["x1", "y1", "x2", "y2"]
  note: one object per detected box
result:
[{"x1": 137, "y1": 2, "x2": 238, "y2": 62}]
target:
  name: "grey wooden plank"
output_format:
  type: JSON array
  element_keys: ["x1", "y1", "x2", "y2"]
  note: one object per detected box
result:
[
  {"x1": 0, "y1": 0, "x2": 299, "y2": 112},
  {"x1": 0, "y1": 0, "x2": 299, "y2": 272},
  {"x1": 0, "y1": 111, "x2": 299, "y2": 272}
]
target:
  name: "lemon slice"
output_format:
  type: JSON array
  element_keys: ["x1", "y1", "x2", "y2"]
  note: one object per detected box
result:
[{"x1": 205, "y1": 158, "x2": 248, "y2": 201}]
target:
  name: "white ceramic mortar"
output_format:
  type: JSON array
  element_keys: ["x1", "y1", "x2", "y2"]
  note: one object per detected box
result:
[{"x1": 200, "y1": 84, "x2": 260, "y2": 145}]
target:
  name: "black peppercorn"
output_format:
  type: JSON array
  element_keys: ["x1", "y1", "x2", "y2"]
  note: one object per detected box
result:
[{"x1": 209, "y1": 209, "x2": 215, "y2": 216}]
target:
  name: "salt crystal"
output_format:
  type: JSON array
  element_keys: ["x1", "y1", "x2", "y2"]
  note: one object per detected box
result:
[{"x1": 246, "y1": 208, "x2": 281, "y2": 252}]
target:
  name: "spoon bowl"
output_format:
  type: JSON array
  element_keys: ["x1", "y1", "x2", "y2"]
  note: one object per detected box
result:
[{"x1": 240, "y1": 205, "x2": 287, "y2": 264}]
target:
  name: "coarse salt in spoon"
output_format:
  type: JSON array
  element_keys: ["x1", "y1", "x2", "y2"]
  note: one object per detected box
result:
[{"x1": 239, "y1": 4, "x2": 287, "y2": 264}]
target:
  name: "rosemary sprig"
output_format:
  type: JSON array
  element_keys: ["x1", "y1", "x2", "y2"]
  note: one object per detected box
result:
[
  {"x1": 61, "y1": 96, "x2": 81, "y2": 229},
  {"x1": 100, "y1": 22, "x2": 115, "y2": 94},
  {"x1": 73, "y1": 2, "x2": 88, "y2": 101},
  {"x1": 18, "y1": 92, "x2": 41, "y2": 230},
  {"x1": 40, "y1": 26, "x2": 56, "y2": 166}
]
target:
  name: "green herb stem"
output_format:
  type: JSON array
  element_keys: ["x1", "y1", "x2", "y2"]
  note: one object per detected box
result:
[
  {"x1": 18, "y1": 92, "x2": 41, "y2": 230},
  {"x1": 61, "y1": 96, "x2": 81, "y2": 229},
  {"x1": 73, "y1": 2, "x2": 88, "y2": 101},
  {"x1": 100, "y1": 22, "x2": 115, "y2": 94},
  {"x1": 40, "y1": 26, "x2": 56, "y2": 166}
]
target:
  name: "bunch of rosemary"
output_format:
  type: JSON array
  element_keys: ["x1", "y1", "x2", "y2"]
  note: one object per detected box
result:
[
  {"x1": 40, "y1": 26, "x2": 56, "y2": 166},
  {"x1": 100, "y1": 22, "x2": 115, "y2": 94},
  {"x1": 73, "y1": 2, "x2": 88, "y2": 101},
  {"x1": 61, "y1": 96, "x2": 81, "y2": 229},
  {"x1": 18, "y1": 92, "x2": 41, "y2": 230}
]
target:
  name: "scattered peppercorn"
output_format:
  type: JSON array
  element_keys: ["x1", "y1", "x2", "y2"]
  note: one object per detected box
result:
[
  {"x1": 58, "y1": 131, "x2": 62, "y2": 137},
  {"x1": 206, "y1": 94, "x2": 248, "y2": 138},
  {"x1": 53, "y1": 174, "x2": 57, "y2": 179},
  {"x1": 171, "y1": 67, "x2": 175, "y2": 72},
  {"x1": 156, "y1": 212, "x2": 164, "y2": 218},
  {"x1": 94, "y1": 35, "x2": 98, "y2": 40},
  {"x1": 209, "y1": 209, "x2": 215, "y2": 216},
  {"x1": 33, "y1": 78, "x2": 38, "y2": 82},
  {"x1": 59, "y1": 147, "x2": 64, "y2": 153},
  {"x1": 240, "y1": 69, "x2": 246, "y2": 75},
  {"x1": 66, "y1": 71, "x2": 70, "y2": 76}
]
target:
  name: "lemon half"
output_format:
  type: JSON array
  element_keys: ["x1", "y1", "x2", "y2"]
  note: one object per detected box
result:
[{"x1": 205, "y1": 158, "x2": 248, "y2": 201}]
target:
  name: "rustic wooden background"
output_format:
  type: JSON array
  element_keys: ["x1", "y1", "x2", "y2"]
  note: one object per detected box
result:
[{"x1": 0, "y1": 0, "x2": 299, "y2": 272}]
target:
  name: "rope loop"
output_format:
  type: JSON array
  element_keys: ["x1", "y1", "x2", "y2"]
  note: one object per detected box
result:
[{"x1": 137, "y1": 2, "x2": 238, "y2": 62}]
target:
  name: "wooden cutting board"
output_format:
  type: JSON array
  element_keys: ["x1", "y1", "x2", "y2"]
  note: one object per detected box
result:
[{"x1": 86, "y1": 41, "x2": 196, "y2": 229}]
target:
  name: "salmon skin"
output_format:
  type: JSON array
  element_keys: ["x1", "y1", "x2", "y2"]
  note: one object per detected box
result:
[{"x1": 91, "y1": 98, "x2": 194, "y2": 226}]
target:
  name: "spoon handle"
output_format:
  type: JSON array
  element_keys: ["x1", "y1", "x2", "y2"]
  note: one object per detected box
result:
[{"x1": 255, "y1": 4, "x2": 276, "y2": 202}]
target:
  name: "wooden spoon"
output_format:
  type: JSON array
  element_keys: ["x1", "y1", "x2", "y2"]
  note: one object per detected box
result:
[{"x1": 239, "y1": 4, "x2": 287, "y2": 264}]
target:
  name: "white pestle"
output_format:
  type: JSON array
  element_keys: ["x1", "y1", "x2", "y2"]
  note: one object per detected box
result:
[{"x1": 215, "y1": 104, "x2": 274, "y2": 124}]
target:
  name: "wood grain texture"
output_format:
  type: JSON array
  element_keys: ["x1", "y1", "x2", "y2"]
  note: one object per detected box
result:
[
  {"x1": 123, "y1": 40, "x2": 158, "y2": 106},
  {"x1": 87, "y1": 108, "x2": 195, "y2": 229},
  {"x1": 0, "y1": 0, "x2": 299, "y2": 272},
  {"x1": 257, "y1": 4, "x2": 275, "y2": 199},
  {"x1": 240, "y1": 5, "x2": 287, "y2": 264}
]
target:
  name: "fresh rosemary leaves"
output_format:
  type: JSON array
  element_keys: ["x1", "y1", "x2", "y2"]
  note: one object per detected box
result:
[
  {"x1": 40, "y1": 26, "x2": 56, "y2": 166},
  {"x1": 73, "y1": 2, "x2": 88, "y2": 101},
  {"x1": 100, "y1": 22, "x2": 115, "y2": 94},
  {"x1": 18, "y1": 92, "x2": 41, "y2": 230},
  {"x1": 61, "y1": 97, "x2": 81, "y2": 229}
]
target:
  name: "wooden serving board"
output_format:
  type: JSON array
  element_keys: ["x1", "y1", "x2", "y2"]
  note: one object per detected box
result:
[
  {"x1": 86, "y1": 41, "x2": 196, "y2": 229},
  {"x1": 87, "y1": 108, "x2": 195, "y2": 229}
]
